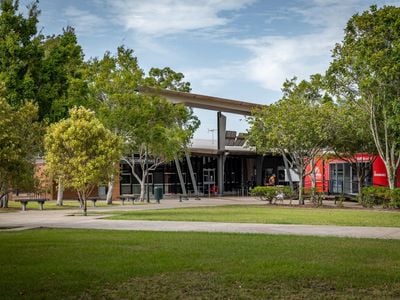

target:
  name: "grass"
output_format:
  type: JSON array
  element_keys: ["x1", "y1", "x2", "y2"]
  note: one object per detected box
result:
[
  {"x1": 0, "y1": 229, "x2": 400, "y2": 299},
  {"x1": 107, "y1": 204, "x2": 400, "y2": 227}
]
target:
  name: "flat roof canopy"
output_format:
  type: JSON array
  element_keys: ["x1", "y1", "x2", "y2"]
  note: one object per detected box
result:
[{"x1": 138, "y1": 87, "x2": 263, "y2": 115}]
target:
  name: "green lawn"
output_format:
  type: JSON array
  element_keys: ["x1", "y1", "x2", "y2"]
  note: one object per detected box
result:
[
  {"x1": 0, "y1": 229, "x2": 399, "y2": 299},
  {"x1": 107, "y1": 205, "x2": 400, "y2": 227}
]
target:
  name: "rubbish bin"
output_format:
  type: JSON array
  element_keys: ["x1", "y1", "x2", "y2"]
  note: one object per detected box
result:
[{"x1": 154, "y1": 187, "x2": 163, "y2": 203}]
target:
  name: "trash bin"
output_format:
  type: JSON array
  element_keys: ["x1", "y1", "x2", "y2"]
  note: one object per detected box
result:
[{"x1": 154, "y1": 187, "x2": 163, "y2": 203}]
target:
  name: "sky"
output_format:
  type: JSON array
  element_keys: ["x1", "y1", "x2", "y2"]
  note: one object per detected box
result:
[{"x1": 29, "y1": 0, "x2": 399, "y2": 139}]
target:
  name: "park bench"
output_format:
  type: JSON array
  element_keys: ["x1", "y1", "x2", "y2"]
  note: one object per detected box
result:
[
  {"x1": 15, "y1": 198, "x2": 48, "y2": 211},
  {"x1": 118, "y1": 194, "x2": 137, "y2": 205},
  {"x1": 76, "y1": 197, "x2": 106, "y2": 207}
]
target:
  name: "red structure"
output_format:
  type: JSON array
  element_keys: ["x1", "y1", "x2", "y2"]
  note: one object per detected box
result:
[{"x1": 304, "y1": 154, "x2": 400, "y2": 194}]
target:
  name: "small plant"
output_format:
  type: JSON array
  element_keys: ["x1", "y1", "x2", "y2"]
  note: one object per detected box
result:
[{"x1": 336, "y1": 194, "x2": 345, "y2": 208}]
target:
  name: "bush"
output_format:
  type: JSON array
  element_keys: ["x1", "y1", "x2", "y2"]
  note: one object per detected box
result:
[
  {"x1": 388, "y1": 189, "x2": 400, "y2": 208},
  {"x1": 359, "y1": 186, "x2": 391, "y2": 208},
  {"x1": 251, "y1": 186, "x2": 295, "y2": 204},
  {"x1": 251, "y1": 186, "x2": 277, "y2": 203}
]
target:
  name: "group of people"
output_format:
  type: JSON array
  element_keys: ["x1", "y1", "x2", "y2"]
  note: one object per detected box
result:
[{"x1": 265, "y1": 174, "x2": 276, "y2": 186}]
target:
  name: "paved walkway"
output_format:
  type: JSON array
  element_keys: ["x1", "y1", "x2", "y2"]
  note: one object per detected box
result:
[{"x1": 1, "y1": 197, "x2": 399, "y2": 240}]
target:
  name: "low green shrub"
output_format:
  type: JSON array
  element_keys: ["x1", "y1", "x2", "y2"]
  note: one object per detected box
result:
[
  {"x1": 359, "y1": 186, "x2": 391, "y2": 208},
  {"x1": 388, "y1": 189, "x2": 400, "y2": 208},
  {"x1": 251, "y1": 186, "x2": 294, "y2": 204},
  {"x1": 251, "y1": 186, "x2": 277, "y2": 203}
]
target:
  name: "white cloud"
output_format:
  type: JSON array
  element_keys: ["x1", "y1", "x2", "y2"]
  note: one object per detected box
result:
[
  {"x1": 231, "y1": 0, "x2": 374, "y2": 91},
  {"x1": 234, "y1": 30, "x2": 337, "y2": 91},
  {"x1": 183, "y1": 64, "x2": 244, "y2": 94},
  {"x1": 106, "y1": 0, "x2": 255, "y2": 36},
  {"x1": 64, "y1": 6, "x2": 104, "y2": 36}
]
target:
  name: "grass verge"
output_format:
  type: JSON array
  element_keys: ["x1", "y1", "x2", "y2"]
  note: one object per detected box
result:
[
  {"x1": 106, "y1": 204, "x2": 400, "y2": 227},
  {"x1": 0, "y1": 229, "x2": 400, "y2": 299}
]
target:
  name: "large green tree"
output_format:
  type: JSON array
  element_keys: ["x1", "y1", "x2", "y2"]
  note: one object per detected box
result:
[
  {"x1": 86, "y1": 46, "x2": 199, "y2": 202},
  {"x1": 0, "y1": 98, "x2": 41, "y2": 208},
  {"x1": 39, "y1": 26, "x2": 88, "y2": 122},
  {"x1": 44, "y1": 107, "x2": 122, "y2": 215},
  {"x1": 248, "y1": 75, "x2": 333, "y2": 204},
  {"x1": 327, "y1": 5, "x2": 400, "y2": 191},
  {"x1": 0, "y1": 0, "x2": 42, "y2": 110}
]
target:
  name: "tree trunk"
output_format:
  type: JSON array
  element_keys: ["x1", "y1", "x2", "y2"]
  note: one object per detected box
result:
[
  {"x1": 4, "y1": 193, "x2": 8, "y2": 208},
  {"x1": 298, "y1": 169, "x2": 304, "y2": 205},
  {"x1": 83, "y1": 193, "x2": 87, "y2": 216},
  {"x1": 106, "y1": 174, "x2": 114, "y2": 205},
  {"x1": 310, "y1": 159, "x2": 316, "y2": 201},
  {"x1": 139, "y1": 178, "x2": 145, "y2": 202},
  {"x1": 57, "y1": 178, "x2": 64, "y2": 206},
  {"x1": 283, "y1": 153, "x2": 294, "y2": 190},
  {"x1": 387, "y1": 164, "x2": 396, "y2": 190}
]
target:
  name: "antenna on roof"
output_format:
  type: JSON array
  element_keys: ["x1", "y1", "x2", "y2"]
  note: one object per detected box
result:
[{"x1": 208, "y1": 128, "x2": 216, "y2": 144}]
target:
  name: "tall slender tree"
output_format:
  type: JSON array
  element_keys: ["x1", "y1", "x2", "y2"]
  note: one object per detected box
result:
[
  {"x1": 248, "y1": 75, "x2": 333, "y2": 204},
  {"x1": 327, "y1": 5, "x2": 400, "y2": 192}
]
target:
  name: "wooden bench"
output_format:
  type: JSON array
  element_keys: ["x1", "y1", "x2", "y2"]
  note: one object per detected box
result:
[
  {"x1": 15, "y1": 198, "x2": 48, "y2": 211},
  {"x1": 118, "y1": 194, "x2": 137, "y2": 205},
  {"x1": 76, "y1": 197, "x2": 105, "y2": 207}
]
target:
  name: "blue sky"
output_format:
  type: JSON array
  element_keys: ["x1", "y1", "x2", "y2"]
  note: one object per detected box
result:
[{"x1": 32, "y1": 0, "x2": 399, "y2": 139}]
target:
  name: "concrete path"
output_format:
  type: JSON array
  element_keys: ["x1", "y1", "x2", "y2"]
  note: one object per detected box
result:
[{"x1": 1, "y1": 197, "x2": 400, "y2": 240}]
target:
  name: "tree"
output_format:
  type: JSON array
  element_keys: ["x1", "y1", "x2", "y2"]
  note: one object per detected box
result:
[
  {"x1": 248, "y1": 76, "x2": 333, "y2": 204},
  {"x1": 0, "y1": 98, "x2": 41, "y2": 208},
  {"x1": 145, "y1": 67, "x2": 191, "y2": 92},
  {"x1": 39, "y1": 26, "x2": 88, "y2": 122},
  {"x1": 326, "y1": 5, "x2": 400, "y2": 192},
  {"x1": 329, "y1": 101, "x2": 377, "y2": 197},
  {"x1": 44, "y1": 107, "x2": 122, "y2": 215},
  {"x1": 0, "y1": 0, "x2": 42, "y2": 111},
  {"x1": 86, "y1": 46, "x2": 199, "y2": 202},
  {"x1": 85, "y1": 46, "x2": 144, "y2": 203},
  {"x1": 120, "y1": 94, "x2": 199, "y2": 201}
]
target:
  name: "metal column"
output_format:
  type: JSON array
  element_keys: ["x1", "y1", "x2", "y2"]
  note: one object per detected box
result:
[
  {"x1": 185, "y1": 152, "x2": 200, "y2": 199},
  {"x1": 217, "y1": 112, "x2": 226, "y2": 196},
  {"x1": 174, "y1": 157, "x2": 188, "y2": 199}
]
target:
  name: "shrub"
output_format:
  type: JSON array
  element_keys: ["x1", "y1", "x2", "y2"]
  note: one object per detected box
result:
[
  {"x1": 251, "y1": 186, "x2": 277, "y2": 203},
  {"x1": 251, "y1": 186, "x2": 296, "y2": 204},
  {"x1": 359, "y1": 186, "x2": 391, "y2": 208},
  {"x1": 388, "y1": 189, "x2": 400, "y2": 208}
]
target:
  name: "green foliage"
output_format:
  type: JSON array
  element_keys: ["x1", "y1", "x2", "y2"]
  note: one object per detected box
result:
[
  {"x1": 40, "y1": 27, "x2": 88, "y2": 121},
  {"x1": 360, "y1": 186, "x2": 400, "y2": 208},
  {"x1": 0, "y1": 98, "x2": 41, "y2": 204},
  {"x1": 248, "y1": 75, "x2": 333, "y2": 204},
  {"x1": 44, "y1": 107, "x2": 122, "y2": 207},
  {"x1": 327, "y1": 5, "x2": 400, "y2": 189},
  {"x1": 85, "y1": 46, "x2": 199, "y2": 200},
  {"x1": 0, "y1": 0, "x2": 42, "y2": 109},
  {"x1": 0, "y1": 2, "x2": 88, "y2": 121},
  {"x1": 251, "y1": 186, "x2": 293, "y2": 204},
  {"x1": 251, "y1": 186, "x2": 277, "y2": 203},
  {"x1": 145, "y1": 67, "x2": 191, "y2": 92}
]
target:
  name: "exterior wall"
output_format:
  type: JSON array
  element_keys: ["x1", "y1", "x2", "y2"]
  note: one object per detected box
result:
[
  {"x1": 304, "y1": 158, "x2": 329, "y2": 192},
  {"x1": 304, "y1": 154, "x2": 400, "y2": 194}
]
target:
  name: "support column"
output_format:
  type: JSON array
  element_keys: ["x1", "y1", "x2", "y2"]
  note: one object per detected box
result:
[
  {"x1": 256, "y1": 156, "x2": 264, "y2": 186},
  {"x1": 217, "y1": 112, "x2": 226, "y2": 196},
  {"x1": 185, "y1": 152, "x2": 200, "y2": 199},
  {"x1": 174, "y1": 157, "x2": 188, "y2": 199},
  {"x1": 217, "y1": 154, "x2": 225, "y2": 196}
]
